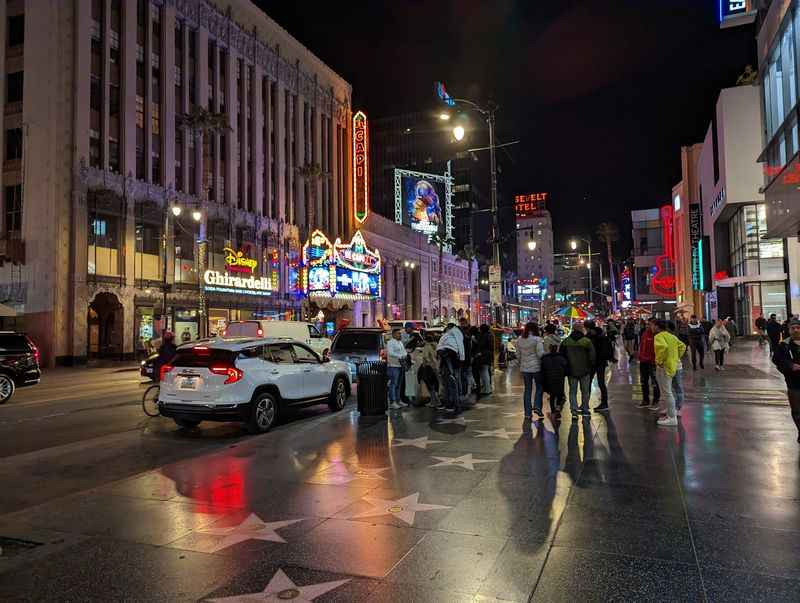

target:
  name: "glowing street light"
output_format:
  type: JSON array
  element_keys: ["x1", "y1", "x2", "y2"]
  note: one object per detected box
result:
[
  {"x1": 453, "y1": 125, "x2": 465, "y2": 141},
  {"x1": 439, "y1": 113, "x2": 451, "y2": 121},
  {"x1": 570, "y1": 240, "x2": 578, "y2": 251},
  {"x1": 171, "y1": 205, "x2": 182, "y2": 217},
  {"x1": 527, "y1": 239, "x2": 536, "y2": 251},
  {"x1": 192, "y1": 209, "x2": 203, "y2": 222}
]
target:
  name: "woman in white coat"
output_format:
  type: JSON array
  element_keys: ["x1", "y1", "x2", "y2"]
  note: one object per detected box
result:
[
  {"x1": 516, "y1": 322, "x2": 545, "y2": 419},
  {"x1": 708, "y1": 318, "x2": 731, "y2": 371}
]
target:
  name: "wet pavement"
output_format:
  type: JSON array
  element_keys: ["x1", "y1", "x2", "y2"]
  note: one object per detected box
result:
[{"x1": 1, "y1": 340, "x2": 799, "y2": 601}]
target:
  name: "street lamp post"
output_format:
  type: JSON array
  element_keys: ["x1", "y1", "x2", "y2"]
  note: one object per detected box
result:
[
  {"x1": 571, "y1": 238, "x2": 593, "y2": 305},
  {"x1": 162, "y1": 201, "x2": 202, "y2": 335}
]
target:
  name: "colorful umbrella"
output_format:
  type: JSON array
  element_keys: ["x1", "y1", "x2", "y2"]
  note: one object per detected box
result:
[{"x1": 554, "y1": 305, "x2": 593, "y2": 320}]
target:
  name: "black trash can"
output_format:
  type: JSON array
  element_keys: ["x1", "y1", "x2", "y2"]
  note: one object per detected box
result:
[{"x1": 356, "y1": 361, "x2": 388, "y2": 416}]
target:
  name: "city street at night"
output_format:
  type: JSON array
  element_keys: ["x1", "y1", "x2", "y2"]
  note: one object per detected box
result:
[{"x1": 1, "y1": 342, "x2": 798, "y2": 601}]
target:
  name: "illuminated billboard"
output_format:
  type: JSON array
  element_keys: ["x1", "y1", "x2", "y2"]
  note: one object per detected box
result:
[
  {"x1": 393, "y1": 168, "x2": 453, "y2": 247},
  {"x1": 514, "y1": 193, "x2": 548, "y2": 220},
  {"x1": 516, "y1": 279, "x2": 541, "y2": 301},
  {"x1": 302, "y1": 230, "x2": 382, "y2": 300}
]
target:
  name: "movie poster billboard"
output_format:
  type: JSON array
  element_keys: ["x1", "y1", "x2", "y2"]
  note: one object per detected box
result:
[{"x1": 393, "y1": 169, "x2": 453, "y2": 245}]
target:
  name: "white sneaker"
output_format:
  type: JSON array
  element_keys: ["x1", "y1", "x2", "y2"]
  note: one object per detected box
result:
[
  {"x1": 657, "y1": 417, "x2": 678, "y2": 426},
  {"x1": 388, "y1": 402, "x2": 401, "y2": 410},
  {"x1": 714, "y1": 366, "x2": 720, "y2": 371}
]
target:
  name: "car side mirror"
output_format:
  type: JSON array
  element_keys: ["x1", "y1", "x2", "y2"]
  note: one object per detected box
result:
[{"x1": 322, "y1": 356, "x2": 331, "y2": 363}]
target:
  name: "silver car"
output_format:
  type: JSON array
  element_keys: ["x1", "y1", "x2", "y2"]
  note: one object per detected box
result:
[{"x1": 330, "y1": 328, "x2": 387, "y2": 382}]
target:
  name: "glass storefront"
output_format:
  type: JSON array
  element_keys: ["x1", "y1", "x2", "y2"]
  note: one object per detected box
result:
[{"x1": 727, "y1": 204, "x2": 788, "y2": 333}]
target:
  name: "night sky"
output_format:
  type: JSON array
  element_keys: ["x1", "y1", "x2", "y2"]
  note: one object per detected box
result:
[{"x1": 260, "y1": 0, "x2": 756, "y2": 259}]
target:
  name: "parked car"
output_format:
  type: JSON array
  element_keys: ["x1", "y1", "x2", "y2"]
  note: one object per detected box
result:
[
  {"x1": 158, "y1": 338, "x2": 351, "y2": 432},
  {"x1": 140, "y1": 338, "x2": 215, "y2": 381},
  {"x1": 0, "y1": 332, "x2": 41, "y2": 403},
  {"x1": 386, "y1": 320, "x2": 428, "y2": 332},
  {"x1": 223, "y1": 320, "x2": 332, "y2": 358},
  {"x1": 330, "y1": 328, "x2": 387, "y2": 382}
]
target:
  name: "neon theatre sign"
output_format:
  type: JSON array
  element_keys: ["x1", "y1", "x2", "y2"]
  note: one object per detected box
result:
[
  {"x1": 302, "y1": 229, "x2": 381, "y2": 300},
  {"x1": 651, "y1": 205, "x2": 676, "y2": 297},
  {"x1": 353, "y1": 111, "x2": 369, "y2": 224},
  {"x1": 203, "y1": 247, "x2": 272, "y2": 296}
]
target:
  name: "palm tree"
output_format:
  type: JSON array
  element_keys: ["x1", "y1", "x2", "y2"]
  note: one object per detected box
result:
[
  {"x1": 596, "y1": 222, "x2": 620, "y2": 313},
  {"x1": 430, "y1": 232, "x2": 456, "y2": 323},
  {"x1": 295, "y1": 163, "x2": 331, "y2": 234},
  {"x1": 457, "y1": 244, "x2": 480, "y2": 323}
]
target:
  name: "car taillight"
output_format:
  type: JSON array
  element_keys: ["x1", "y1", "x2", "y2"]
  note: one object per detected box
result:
[
  {"x1": 210, "y1": 365, "x2": 244, "y2": 384},
  {"x1": 160, "y1": 364, "x2": 174, "y2": 381},
  {"x1": 222, "y1": 329, "x2": 228, "y2": 337}
]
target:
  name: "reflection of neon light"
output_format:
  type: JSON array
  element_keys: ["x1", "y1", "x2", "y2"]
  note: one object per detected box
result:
[
  {"x1": 353, "y1": 111, "x2": 369, "y2": 224},
  {"x1": 697, "y1": 239, "x2": 704, "y2": 290}
]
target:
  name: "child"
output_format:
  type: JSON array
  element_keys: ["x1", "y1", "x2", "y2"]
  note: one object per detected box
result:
[{"x1": 541, "y1": 343, "x2": 568, "y2": 418}]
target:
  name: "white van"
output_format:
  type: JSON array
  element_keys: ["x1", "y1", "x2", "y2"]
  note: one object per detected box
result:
[{"x1": 222, "y1": 320, "x2": 332, "y2": 358}]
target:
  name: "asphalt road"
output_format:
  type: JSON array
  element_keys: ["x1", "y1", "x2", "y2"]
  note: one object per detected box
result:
[{"x1": 0, "y1": 366, "x2": 335, "y2": 515}]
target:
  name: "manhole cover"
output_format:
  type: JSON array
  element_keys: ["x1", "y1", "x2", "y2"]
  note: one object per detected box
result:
[{"x1": 0, "y1": 536, "x2": 43, "y2": 558}]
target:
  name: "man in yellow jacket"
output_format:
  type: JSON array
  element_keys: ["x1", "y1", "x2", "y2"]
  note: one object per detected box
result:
[{"x1": 653, "y1": 320, "x2": 687, "y2": 426}]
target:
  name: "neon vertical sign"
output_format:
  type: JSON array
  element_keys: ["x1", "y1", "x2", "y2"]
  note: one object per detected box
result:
[
  {"x1": 651, "y1": 205, "x2": 676, "y2": 297},
  {"x1": 353, "y1": 111, "x2": 369, "y2": 224}
]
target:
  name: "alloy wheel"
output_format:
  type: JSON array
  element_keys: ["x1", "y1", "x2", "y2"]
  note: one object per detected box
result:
[{"x1": 256, "y1": 396, "x2": 276, "y2": 429}]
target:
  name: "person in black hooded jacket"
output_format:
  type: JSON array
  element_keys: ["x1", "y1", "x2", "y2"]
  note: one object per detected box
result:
[{"x1": 586, "y1": 323, "x2": 615, "y2": 411}]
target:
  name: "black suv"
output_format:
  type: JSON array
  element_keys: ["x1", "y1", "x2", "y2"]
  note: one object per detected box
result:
[{"x1": 0, "y1": 332, "x2": 41, "y2": 403}]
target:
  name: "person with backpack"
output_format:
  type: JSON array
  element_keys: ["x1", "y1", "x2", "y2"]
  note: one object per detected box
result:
[
  {"x1": 541, "y1": 340, "x2": 568, "y2": 419},
  {"x1": 561, "y1": 323, "x2": 596, "y2": 418},
  {"x1": 436, "y1": 323, "x2": 465, "y2": 412},
  {"x1": 587, "y1": 323, "x2": 615, "y2": 412},
  {"x1": 638, "y1": 318, "x2": 660, "y2": 409},
  {"x1": 687, "y1": 315, "x2": 706, "y2": 370}
]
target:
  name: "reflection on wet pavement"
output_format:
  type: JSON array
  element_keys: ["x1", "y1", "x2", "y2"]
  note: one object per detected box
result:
[{"x1": 0, "y1": 341, "x2": 799, "y2": 601}]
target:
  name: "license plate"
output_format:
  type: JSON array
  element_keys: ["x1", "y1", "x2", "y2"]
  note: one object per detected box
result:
[{"x1": 179, "y1": 376, "x2": 199, "y2": 390}]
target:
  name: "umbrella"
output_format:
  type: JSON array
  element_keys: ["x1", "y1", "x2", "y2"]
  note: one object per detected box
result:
[{"x1": 554, "y1": 305, "x2": 592, "y2": 320}]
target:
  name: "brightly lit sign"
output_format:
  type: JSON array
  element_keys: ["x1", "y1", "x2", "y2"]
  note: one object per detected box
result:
[
  {"x1": 514, "y1": 193, "x2": 548, "y2": 219},
  {"x1": 203, "y1": 270, "x2": 272, "y2": 296},
  {"x1": 621, "y1": 268, "x2": 632, "y2": 301},
  {"x1": 302, "y1": 230, "x2": 382, "y2": 300},
  {"x1": 353, "y1": 111, "x2": 369, "y2": 224},
  {"x1": 517, "y1": 279, "x2": 541, "y2": 300},
  {"x1": 223, "y1": 246, "x2": 258, "y2": 274},
  {"x1": 394, "y1": 168, "x2": 454, "y2": 246},
  {"x1": 651, "y1": 205, "x2": 676, "y2": 297}
]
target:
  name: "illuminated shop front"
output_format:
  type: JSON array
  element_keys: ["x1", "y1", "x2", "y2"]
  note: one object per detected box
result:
[{"x1": 301, "y1": 229, "x2": 382, "y2": 332}]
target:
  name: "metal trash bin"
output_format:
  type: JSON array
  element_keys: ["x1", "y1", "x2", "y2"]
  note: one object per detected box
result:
[{"x1": 356, "y1": 361, "x2": 388, "y2": 416}]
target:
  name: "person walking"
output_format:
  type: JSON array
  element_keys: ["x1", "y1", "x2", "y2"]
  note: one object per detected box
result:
[
  {"x1": 709, "y1": 318, "x2": 731, "y2": 370},
  {"x1": 637, "y1": 318, "x2": 660, "y2": 409},
  {"x1": 623, "y1": 320, "x2": 637, "y2": 360},
  {"x1": 653, "y1": 320, "x2": 686, "y2": 426},
  {"x1": 386, "y1": 329, "x2": 407, "y2": 410},
  {"x1": 543, "y1": 323, "x2": 562, "y2": 354},
  {"x1": 561, "y1": 323, "x2": 596, "y2": 419},
  {"x1": 588, "y1": 323, "x2": 615, "y2": 412},
  {"x1": 541, "y1": 340, "x2": 568, "y2": 418},
  {"x1": 473, "y1": 324, "x2": 494, "y2": 396},
  {"x1": 667, "y1": 321, "x2": 686, "y2": 416},
  {"x1": 436, "y1": 323, "x2": 465, "y2": 412},
  {"x1": 755, "y1": 314, "x2": 768, "y2": 347},
  {"x1": 772, "y1": 318, "x2": 800, "y2": 443},
  {"x1": 154, "y1": 331, "x2": 177, "y2": 381},
  {"x1": 766, "y1": 313, "x2": 783, "y2": 357},
  {"x1": 687, "y1": 315, "x2": 706, "y2": 370},
  {"x1": 516, "y1": 322, "x2": 545, "y2": 419}
]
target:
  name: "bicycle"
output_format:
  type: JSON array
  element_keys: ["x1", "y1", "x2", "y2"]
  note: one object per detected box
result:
[{"x1": 142, "y1": 383, "x2": 161, "y2": 417}]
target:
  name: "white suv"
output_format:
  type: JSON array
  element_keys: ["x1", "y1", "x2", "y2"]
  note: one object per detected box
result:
[{"x1": 158, "y1": 338, "x2": 351, "y2": 433}]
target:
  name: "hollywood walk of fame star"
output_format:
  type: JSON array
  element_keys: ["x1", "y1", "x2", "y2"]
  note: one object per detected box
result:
[
  {"x1": 207, "y1": 568, "x2": 350, "y2": 602},
  {"x1": 429, "y1": 454, "x2": 498, "y2": 470},
  {"x1": 474, "y1": 428, "x2": 522, "y2": 440},
  {"x1": 347, "y1": 492, "x2": 452, "y2": 525},
  {"x1": 313, "y1": 464, "x2": 390, "y2": 484},
  {"x1": 194, "y1": 514, "x2": 304, "y2": 552},
  {"x1": 391, "y1": 436, "x2": 445, "y2": 449},
  {"x1": 434, "y1": 417, "x2": 479, "y2": 425}
]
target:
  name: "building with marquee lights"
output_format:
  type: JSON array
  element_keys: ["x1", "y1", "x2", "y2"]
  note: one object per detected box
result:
[{"x1": 0, "y1": 0, "x2": 474, "y2": 366}]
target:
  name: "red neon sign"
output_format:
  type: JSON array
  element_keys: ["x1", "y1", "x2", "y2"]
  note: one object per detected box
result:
[
  {"x1": 353, "y1": 111, "x2": 369, "y2": 224},
  {"x1": 651, "y1": 205, "x2": 676, "y2": 297},
  {"x1": 514, "y1": 192, "x2": 548, "y2": 219}
]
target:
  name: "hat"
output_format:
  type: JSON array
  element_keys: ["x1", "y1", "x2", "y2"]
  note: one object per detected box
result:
[
  {"x1": 790, "y1": 318, "x2": 800, "y2": 327},
  {"x1": 404, "y1": 322, "x2": 415, "y2": 329}
]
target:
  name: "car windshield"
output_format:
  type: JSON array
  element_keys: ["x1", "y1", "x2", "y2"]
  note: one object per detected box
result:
[
  {"x1": 224, "y1": 322, "x2": 258, "y2": 337},
  {"x1": 333, "y1": 332, "x2": 382, "y2": 352},
  {"x1": 0, "y1": 334, "x2": 30, "y2": 352},
  {"x1": 171, "y1": 348, "x2": 238, "y2": 367}
]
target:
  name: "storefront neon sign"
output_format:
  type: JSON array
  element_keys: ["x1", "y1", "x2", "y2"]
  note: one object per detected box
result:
[
  {"x1": 353, "y1": 111, "x2": 369, "y2": 224},
  {"x1": 223, "y1": 246, "x2": 258, "y2": 274},
  {"x1": 651, "y1": 205, "x2": 676, "y2": 297},
  {"x1": 203, "y1": 270, "x2": 272, "y2": 296}
]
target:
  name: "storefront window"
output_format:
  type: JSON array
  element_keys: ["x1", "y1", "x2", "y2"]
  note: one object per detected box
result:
[
  {"x1": 88, "y1": 212, "x2": 121, "y2": 276},
  {"x1": 729, "y1": 204, "x2": 784, "y2": 278}
]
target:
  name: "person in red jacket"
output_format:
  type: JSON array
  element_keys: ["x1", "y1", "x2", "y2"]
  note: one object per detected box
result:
[{"x1": 638, "y1": 318, "x2": 661, "y2": 409}]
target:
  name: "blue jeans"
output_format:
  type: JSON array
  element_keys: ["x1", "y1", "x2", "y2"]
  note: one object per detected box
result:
[
  {"x1": 522, "y1": 372, "x2": 543, "y2": 415},
  {"x1": 568, "y1": 375, "x2": 592, "y2": 412},
  {"x1": 672, "y1": 368, "x2": 684, "y2": 410},
  {"x1": 387, "y1": 367, "x2": 401, "y2": 403}
]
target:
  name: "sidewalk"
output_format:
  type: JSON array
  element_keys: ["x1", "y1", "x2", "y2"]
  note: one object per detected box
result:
[{"x1": 0, "y1": 340, "x2": 798, "y2": 601}]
